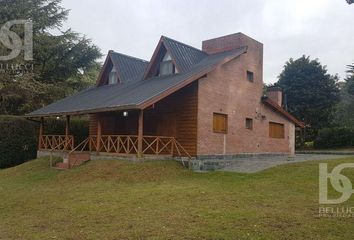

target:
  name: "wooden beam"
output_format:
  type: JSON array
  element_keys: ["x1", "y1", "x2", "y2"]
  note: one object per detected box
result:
[
  {"x1": 65, "y1": 115, "x2": 70, "y2": 150},
  {"x1": 96, "y1": 116, "x2": 102, "y2": 153},
  {"x1": 38, "y1": 117, "x2": 44, "y2": 149},
  {"x1": 65, "y1": 115, "x2": 70, "y2": 136},
  {"x1": 137, "y1": 110, "x2": 144, "y2": 158}
]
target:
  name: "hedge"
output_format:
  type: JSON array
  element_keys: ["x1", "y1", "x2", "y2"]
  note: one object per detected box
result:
[
  {"x1": 314, "y1": 127, "x2": 354, "y2": 149},
  {"x1": 43, "y1": 117, "x2": 89, "y2": 145},
  {"x1": 0, "y1": 115, "x2": 88, "y2": 169},
  {"x1": 0, "y1": 116, "x2": 38, "y2": 168}
]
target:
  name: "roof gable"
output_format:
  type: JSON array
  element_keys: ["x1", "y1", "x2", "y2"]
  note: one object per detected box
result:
[
  {"x1": 163, "y1": 36, "x2": 208, "y2": 72},
  {"x1": 143, "y1": 36, "x2": 208, "y2": 79},
  {"x1": 97, "y1": 51, "x2": 148, "y2": 86},
  {"x1": 262, "y1": 96, "x2": 305, "y2": 128}
]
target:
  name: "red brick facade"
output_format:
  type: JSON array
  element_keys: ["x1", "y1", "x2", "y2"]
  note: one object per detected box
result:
[{"x1": 197, "y1": 33, "x2": 295, "y2": 156}]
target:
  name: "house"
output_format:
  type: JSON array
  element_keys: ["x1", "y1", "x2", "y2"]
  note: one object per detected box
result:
[{"x1": 27, "y1": 32, "x2": 304, "y2": 167}]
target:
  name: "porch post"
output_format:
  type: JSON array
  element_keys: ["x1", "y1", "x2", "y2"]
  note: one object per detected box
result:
[
  {"x1": 38, "y1": 117, "x2": 44, "y2": 149},
  {"x1": 96, "y1": 116, "x2": 102, "y2": 153},
  {"x1": 65, "y1": 115, "x2": 70, "y2": 150},
  {"x1": 137, "y1": 109, "x2": 144, "y2": 158}
]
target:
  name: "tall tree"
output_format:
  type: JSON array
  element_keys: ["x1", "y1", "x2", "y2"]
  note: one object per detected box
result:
[
  {"x1": 334, "y1": 63, "x2": 354, "y2": 127},
  {"x1": 276, "y1": 55, "x2": 340, "y2": 140},
  {"x1": 0, "y1": 0, "x2": 101, "y2": 115}
]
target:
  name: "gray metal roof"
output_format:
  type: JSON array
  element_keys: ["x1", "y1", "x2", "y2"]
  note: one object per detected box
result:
[
  {"x1": 163, "y1": 36, "x2": 208, "y2": 72},
  {"x1": 110, "y1": 51, "x2": 148, "y2": 82},
  {"x1": 27, "y1": 41, "x2": 247, "y2": 117}
]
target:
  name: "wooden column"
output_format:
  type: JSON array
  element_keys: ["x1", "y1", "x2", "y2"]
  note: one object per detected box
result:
[
  {"x1": 38, "y1": 117, "x2": 44, "y2": 149},
  {"x1": 96, "y1": 116, "x2": 102, "y2": 153},
  {"x1": 137, "y1": 109, "x2": 144, "y2": 158},
  {"x1": 65, "y1": 115, "x2": 70, "y2": 150}
]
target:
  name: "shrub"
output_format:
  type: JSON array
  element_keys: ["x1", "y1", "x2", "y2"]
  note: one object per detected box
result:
[
  {"x1": 44, "y1": 117, "x2": 89, "y2": 144},
  {"x1": 314, "y1": 127, "x2": 354, "y2": 149},
  {"x1": 0, "y1": 115, "x2": 38, "y2": 168},
  {"x1": 0, "y1": 115, "x2": 89, "y2": 169}
]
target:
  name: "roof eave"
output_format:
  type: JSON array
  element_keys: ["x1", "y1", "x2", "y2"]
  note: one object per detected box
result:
[
  {"x1": 26, "y1": 104, "x2": 141, "y2": 118},
  {"x1": 261, "y1": 96, "x2": 305, "y2": 128}
]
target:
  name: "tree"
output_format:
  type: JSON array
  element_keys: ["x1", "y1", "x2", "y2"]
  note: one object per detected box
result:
[
  {"x1": 0, "y1": 0, "x2": 102, "y2": 115},
  {"x1": 276, "y1": 55, "x2": 340, "y2": 140},
  {"x1": 334, "y1": 63, "x2": 354, "y2": 127}
]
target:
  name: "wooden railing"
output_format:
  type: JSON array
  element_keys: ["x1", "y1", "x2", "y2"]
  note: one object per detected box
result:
[
  {"x1": 40, "y1": 135, "x2": 191, "y2": 166},
  {"x1": 39, "y1": 135, "x2": 74, "y2": 151}
]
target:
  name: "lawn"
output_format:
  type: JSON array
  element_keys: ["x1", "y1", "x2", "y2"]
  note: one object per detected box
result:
[{"x1": 0, "y1": 157, "x2": 354, "y2": 239}]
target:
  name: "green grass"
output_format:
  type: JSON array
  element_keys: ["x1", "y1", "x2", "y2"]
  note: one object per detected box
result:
[{"x1": 0, "y1": 157, "x2": 354, "y2": 239}]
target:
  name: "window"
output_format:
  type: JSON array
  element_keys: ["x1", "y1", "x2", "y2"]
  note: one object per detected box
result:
[
  {"x1": 159, "y1": 52, "x2": 175, "y2": 76},
  {"x1": 108, "y1": 66, "x2": 118, "y2": 84},
  {"x1": 213, "y1": 113, "x2": 228, "y2": 133},
  {"x1": 247, "y1": 71, "x2": 254, "y2": 82},
  {"x1": 269, "y1": 122, "x2": 285, "y2": 138},
  {"x1": 246, "y1": 118, "x2": 253, "y2": 130}
]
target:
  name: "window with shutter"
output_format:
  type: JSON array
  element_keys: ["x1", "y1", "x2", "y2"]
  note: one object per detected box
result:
[
  {"x1": 269, "y1": 122, "x2": 285, "y2": 138},
  {"x1": 213, "y1": 113, "x2": 228, "y2": 133}
]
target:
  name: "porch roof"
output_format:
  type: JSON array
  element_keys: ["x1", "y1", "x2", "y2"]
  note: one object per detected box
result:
[{"x1": 27, "y1": 47, "x2": 247, "y2": 117}]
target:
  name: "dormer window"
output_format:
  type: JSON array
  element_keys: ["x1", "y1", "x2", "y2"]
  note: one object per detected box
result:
[
  {"x1": 159, "y1": 52, "x2": 175, "y2": 76},
  {"x1": 108, "y1": 66, "x2": 118, "y2": 84}
]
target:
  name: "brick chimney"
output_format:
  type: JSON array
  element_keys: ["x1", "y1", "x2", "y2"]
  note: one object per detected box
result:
[
  {"x1": 266, "y1": 86, "x2": 283, "y2": 107},
  {"x1": 202, "y1": 32, "x2": 263, "y2": 55}
]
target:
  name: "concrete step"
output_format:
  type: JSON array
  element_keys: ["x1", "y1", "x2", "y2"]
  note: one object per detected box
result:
[
  {"x1": 54, "y1": 162, "x2": 69, "y2": 169},
  {"x1": 54, "y1": 152, "x2": 90, "y2": 170}
]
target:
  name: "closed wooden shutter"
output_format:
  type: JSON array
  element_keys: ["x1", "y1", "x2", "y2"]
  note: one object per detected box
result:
[
  {"x1": 213, "y1": 113, "x2": 228, "y2": 133},
  {"x1": 269, "y1": 122, "x2": 285, "y2": 138}
]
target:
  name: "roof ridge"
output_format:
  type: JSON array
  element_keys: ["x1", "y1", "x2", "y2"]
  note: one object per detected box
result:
[
  {"x1": 109, "y1": 50, "x2": 149, "y2": 63},
  {"x1": 162, "y1": 36, "x2": 207, "y2": 55}
]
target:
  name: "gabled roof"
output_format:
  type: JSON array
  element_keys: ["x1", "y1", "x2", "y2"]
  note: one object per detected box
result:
[
  {"x1": 262, "y1": 96, "x2": 305, "y2": 128},
  {"x1": 27, "y1": 47, "x2": 247, "y2": 117},
  {"x1": 163, "y1": 36, "x2": 208, "y2": 72},
  {"x1": 97, "y1": 51, "x2": 149, "y2": 85},
  {"x1": 143, "y1": 36, "x2": 208, "y2": 79},
  {"x1": 110, "y1": 51, "x2": 149, "y2": 82}
]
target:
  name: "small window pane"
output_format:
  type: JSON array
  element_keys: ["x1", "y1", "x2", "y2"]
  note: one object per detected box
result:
[
  {"x1": 247, "y1": 71, "x2": 254, "y2": 82},
  {"x1": 160, "y1": 60, "x2": 174, "y2": 76},
  {"x1": 109, "y1": 72, "x2": 118, "y2": 84},
  {"x1": 108, "y1": 67, "x2": 118, "y2": 84},
  {"x1": 213, "y1": 113, "x2": 228, "y2": 133},
  {"x1": 246, "y1": 118, "x2": 253, "y2": 130}
]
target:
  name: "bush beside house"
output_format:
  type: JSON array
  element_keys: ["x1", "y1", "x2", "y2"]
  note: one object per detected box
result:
[
  {"x1": 0, "y1": 115, "x2": 88, "y2": 169},
  {"x1": 0, "y1": 116, "x2": 38, "y2": 168},
  {"x1": 314, "y1": 127, "x2": 354, "y2": 149}
]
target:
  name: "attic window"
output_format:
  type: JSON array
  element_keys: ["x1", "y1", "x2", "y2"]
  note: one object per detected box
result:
[
  {"x1": 159, "y1": 52, "x2": 175, "y2": 76},
  {"x1": 108, "y1": 66, "x2": 118, "y2": 84}
]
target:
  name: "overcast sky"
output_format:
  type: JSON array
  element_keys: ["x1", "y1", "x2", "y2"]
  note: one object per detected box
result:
[{"x1": 61, "y1": 0, "x2": 354, "y2": 83}]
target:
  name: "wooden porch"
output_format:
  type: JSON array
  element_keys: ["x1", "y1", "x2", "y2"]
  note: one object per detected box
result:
[
  {"x1": 38, "y1": 134, "x2": 191, "y2": 158},
  {"x1": 36, "y1": 82, "x2": 197, "y2": 168}
]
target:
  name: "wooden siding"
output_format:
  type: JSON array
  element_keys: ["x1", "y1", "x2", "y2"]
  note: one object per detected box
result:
[
  {"x1": 144, "y1": 81, "x2": 198, "y2": 156},
  {"x1": 88, "y1": 81, "x2": 198, "y2": 156}
]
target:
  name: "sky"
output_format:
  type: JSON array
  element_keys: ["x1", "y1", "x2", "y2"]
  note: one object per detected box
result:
[{"x1": 61, "y1": 0, "x2": 354, "y2": 84}]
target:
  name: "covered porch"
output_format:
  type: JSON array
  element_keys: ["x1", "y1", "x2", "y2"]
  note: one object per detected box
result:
[{"x1": 37, "y1": 81, "x2": 198, "y2": 160}]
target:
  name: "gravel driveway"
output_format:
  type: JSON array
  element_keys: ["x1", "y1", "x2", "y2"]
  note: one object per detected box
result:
[{"x1": 198, "y1": 154, "x2": 353, "y2": 173}]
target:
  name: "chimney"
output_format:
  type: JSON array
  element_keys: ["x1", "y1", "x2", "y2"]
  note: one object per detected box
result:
[
  {"x1": 202, "y1": 32, "x2": 263, "y2": 55},
  {"x1": 266, "y1": 86, "x2": 283, "y2": 107}
]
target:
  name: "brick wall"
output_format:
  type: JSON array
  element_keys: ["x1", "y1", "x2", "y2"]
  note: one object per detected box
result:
[{"x1": 197, "y1": 33, "x2": 295, "y2": 156}]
